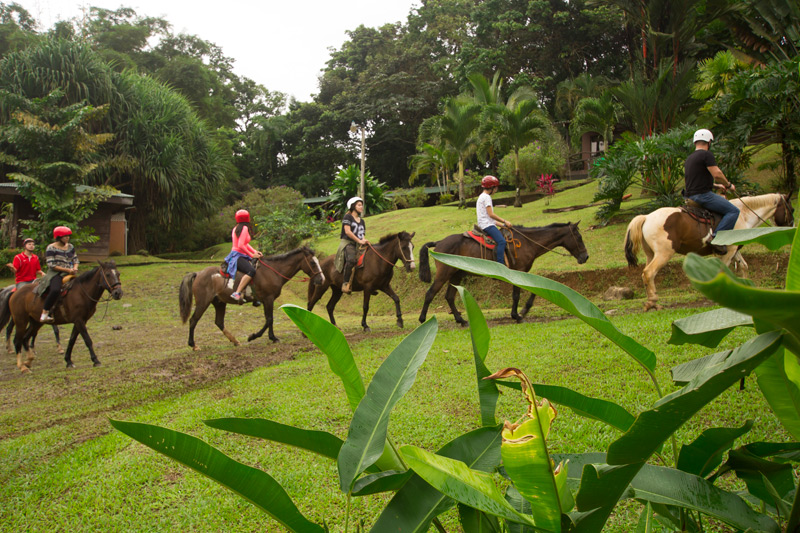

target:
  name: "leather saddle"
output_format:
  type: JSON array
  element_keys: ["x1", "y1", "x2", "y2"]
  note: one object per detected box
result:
[
  {"x1": 463, "y1": 225, "x2": 515, "y2": 267},
  {"x1": 681, "y1": 198, "x2": 720, "y2": 229}
]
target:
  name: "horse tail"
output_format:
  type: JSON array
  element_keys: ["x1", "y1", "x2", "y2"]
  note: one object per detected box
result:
[
  {"x1": 625, "y1": 215, "x2": 647, "y2": 267},
  {"x1": 179, "y1": 272, "x2": 197, "y2": 323},
  {"x1": 0, "y1": 286, "x2": 13, "y2": 331},
  {"x1": 418, "y1": 241, "x2": 437, "y2": 283}
]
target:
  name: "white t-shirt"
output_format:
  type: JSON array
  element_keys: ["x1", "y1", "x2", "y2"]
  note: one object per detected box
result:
[{"x1": 476, "y1": 191, "x2": 495, "y2": 230}]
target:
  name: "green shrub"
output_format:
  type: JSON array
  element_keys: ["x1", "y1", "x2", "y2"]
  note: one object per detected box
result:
[
  {"x1": 438, "y1": 193, "x2": 454, "y2": 205},
  {"x1": 392, "y1": 187, "x2": 427, "y2": 209},
  {"x1": 329, "y1": 165, "x2": 390, "y2": 215},
  {"x1": 0, "y1": 248, "x2": 20, "y2": 268},
  {"x1": 498, "y1": 124, "x2": 568, "y2": 190}
]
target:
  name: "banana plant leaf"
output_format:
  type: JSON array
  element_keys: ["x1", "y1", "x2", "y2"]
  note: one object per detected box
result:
[
  {"x1": 634, "y1": 502, "x2": 653, "y2": 533},
  {"x1": 505, "y1": 485, "x2": 535, "y2": 533},
  {"x1": 724, "y1": 448, "x2": 795, "y2": 508},
  {"x1": 338, "y1": 318, "x2": 438, "y2": 493},
  {"x1": 110, "y1": 420, "x2": 324, "y2": 532},
  {"x1": 787, "y1": 218, "x2": 800, "y2": 291},
  {"x1": 676, "y1": 420, "x2": 753, "y2": 477},
  {"x1": 670, "y1": 352, "x2": 729, "y2": 386},
  {"x1": 456, "y1": 285, "x2": 499, "y2": 427},
  {"x1": 668, "y1": 308, "x2": 753, "y2": 348},
  {"x1": 458, "y1": 504, "x2": 503, "y2": 532},
  {"x1": 683, "y1": 253, "x2": 800, "y2": 342},
  {"x1": 429, "y1": 252, "x2": 657, "y2": 376},
  {"x1": 713, "y1": 226, "x2": 795, "y2": 249},
  {"x1": 400, "y1": 444, "x2": 542, "y2": 529},
  {"x1": 281, "y1": 304, "x2": 365, "y2": 411},
  {"x1": 497, "y1": 381, "x2": 635, "y2": 433},
  {"x1": 572, "y1": 331, "x2": 783, "y2": 532},
  {"x1": 755, "y1": 346, "x2": 800, "y2": 441},
  {"x1": 741, "y1": 441, "x2": 800, "y2": 462},
  {"x1": 371, "y1": 425, "x2": 503, "y2": 532},
  {"x1": 351, "y1": 470, "x2": 412, "y2": 496}
]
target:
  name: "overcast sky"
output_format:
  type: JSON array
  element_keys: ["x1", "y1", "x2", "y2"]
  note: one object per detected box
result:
[{"x1": 14, "y1": 0, "x2": 420, "y2": 102}]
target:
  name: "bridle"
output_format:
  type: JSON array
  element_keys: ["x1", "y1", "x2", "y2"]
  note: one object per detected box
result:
[
  {"x1": 508, "y1": 225, "x2": 576, "y2": 258},
  {"x1": 257, "y1": 251, "x2": 323, "y2": 282},
  {"x1": 78, "y1": 264, "x2": 121, "y2": 304},
  {"x1": 366, "y1": 237, "x2": 414, "y2": 268}
]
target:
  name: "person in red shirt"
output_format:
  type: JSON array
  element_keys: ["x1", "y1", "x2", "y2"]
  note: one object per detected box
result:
[{"x1": 6, "y1": 238, "x2": 44, "y2": 288}]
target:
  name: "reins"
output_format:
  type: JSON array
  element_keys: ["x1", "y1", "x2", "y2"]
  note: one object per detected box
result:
[
  {"x1": 75, "y1": 266, "x2": 120, "y2": 319},
  {"x1": 257, "y1": 253, "x2": 321, "y2": 283},
  {"x1": 365, "y1": 238, "x2": 413, "y2": 268},
  {"x1": 728, "y1": 189, "x2": 774, "y2": 227},
  {"x1": 509, "y1": 226, "x2": 572, "y2": 257}
]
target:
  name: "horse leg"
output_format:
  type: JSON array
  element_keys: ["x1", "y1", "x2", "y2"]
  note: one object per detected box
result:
[
  {"x1": 5, "y1": 320, "x2": 13, "y2": 355},
  {"x1": 53, "y1": 325, "x2": 63, "y2": 354},
  {"x1": 520, "y1": 294, "x2": 536, "y2": 319},
  {"x1": 380, "y1": 285, "x2": 403, "y2": 329},
  {"x1": 247, "y1": 297, "x2": 277, "y2": 343},
  {"x1": 728, "y1": 249, "x2": 749, "y2": 278},
  {"x1": 360, "y1": 291, "x2": 373, "y2": 332},
  {"x1": 187, "y1": 296, "x2": 213, "y2": 351},
  {"x1": 444, "y1": 282, "x2": 467, "y2": 326},
  {"x1": 22, "y1": 321, "x2": 41, "y2": 369},
  {"x1": 211, "y1": 300, "x2": 239, "y2": 346},
  {"x1": 63, "y1": 326, "x2": 81, "y2": 368},
  {"x1": 419, "y1": 276, "x2": 448, "y2": 324},
  {"x1": 72, "y1": 320, "x2": 102, "y2": 367},
  {"x1": 513, "y1": 285, "x2": 537, "y2": 321},
  {"x1": 326, "y1": 288, "x2": 343, "y2": 326},
  {"x1": 642, "y1": 253, "x2": 671, "y2": 311}
]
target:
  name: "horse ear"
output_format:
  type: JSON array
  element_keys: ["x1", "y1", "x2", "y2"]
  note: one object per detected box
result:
[
  {"x1": 574, "y1": 220, "x2": 581, "y2": 227},
  {"x1": 410, "y1": 232, "x2": 416, "y2": 238}
]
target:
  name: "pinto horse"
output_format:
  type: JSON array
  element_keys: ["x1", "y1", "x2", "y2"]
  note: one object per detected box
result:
[
  {"x1": 1, "y1": 261, "x2": 123, "y2": 371},
  {"x1": 307, "y1": 231, "x2": 415, "y2": 332},
  {"x1": 418, "y1": 222, "x2": 589, "y2": 325},
  {"x1": 624, "y1": 193, "x2": 794, "y2": 310},
  {"x1": 179, "y1": 246, "x2": 324, "y2": 349}
]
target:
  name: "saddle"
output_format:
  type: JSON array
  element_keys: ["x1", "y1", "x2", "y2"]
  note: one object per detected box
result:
[
  {"x1": 463, "y1": 225, "x2": 516, "y2": 267},
  {"x1": 681, "y1": 199, "x2": 720, "y2": 228}
]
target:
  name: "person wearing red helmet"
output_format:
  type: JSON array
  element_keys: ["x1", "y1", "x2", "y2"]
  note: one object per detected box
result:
[
  {"x1": 36, "y1": 226, "x2": 79, "y2": 323},
  {"x1": 476, "y1": 175, "x2": 513, "y2": 264},
  {"x1": 225, "y1": 209, "x2": 263, "y2": 302}
]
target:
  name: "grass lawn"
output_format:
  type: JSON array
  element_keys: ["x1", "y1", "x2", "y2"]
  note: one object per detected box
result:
[{"x1": 0, "y1": 179, "x2": 794, "y2": 532}]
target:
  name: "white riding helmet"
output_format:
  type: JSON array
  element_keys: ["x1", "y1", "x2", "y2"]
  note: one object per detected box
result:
[
  {"x1": 347, "y1": 196, "x2": 364, "y2": 210},
  {"x1": 693, "y1": 129, "x2": 714, "y2": 144}
]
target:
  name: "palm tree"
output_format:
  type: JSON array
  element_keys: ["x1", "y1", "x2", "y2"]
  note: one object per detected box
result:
[
  {"x1": 483, "y1": 88, "x2": 548, "y2": 207},
  {"x1": 569, "y1": 91, "x2": 621, "y2": 151},
  {"x1": 438, "y1": 97, "x2": 481, "y2": 208}
]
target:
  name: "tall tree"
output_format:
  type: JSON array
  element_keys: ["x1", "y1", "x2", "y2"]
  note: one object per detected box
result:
[{"x1": 438, "y1": 97, "x2": 481, "y2": 208}]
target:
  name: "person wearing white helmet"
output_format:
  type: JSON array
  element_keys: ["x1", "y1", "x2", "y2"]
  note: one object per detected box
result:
[
  {"x1": 684, "y1": 129, "x2": 739, "y2": 254},
  {"x1": 476, "y1": 175, "x2": 513, "y2": 264},
  {"x1": 335, "y1": 196, "x2": 369, "y2": 294}
]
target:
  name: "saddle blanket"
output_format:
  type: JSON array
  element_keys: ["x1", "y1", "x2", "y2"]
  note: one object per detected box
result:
[
  {"x1": 680, "y1": 205, "x2": 715, "y2": 225},
  {"x1": 463, "y1": 231, "x2": 496, "y2": 249}
]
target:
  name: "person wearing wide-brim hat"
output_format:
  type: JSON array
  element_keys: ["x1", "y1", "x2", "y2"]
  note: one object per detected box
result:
[{"x1": 335, "y1": 197, "x2": 369, "y2": 294}]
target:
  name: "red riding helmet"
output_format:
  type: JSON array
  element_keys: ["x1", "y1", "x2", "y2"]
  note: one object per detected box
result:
[
  {"x1": 481, "y1": 175, "x2": 500, "y2": 189},
  {"x1": 53, "y1": 226, "x2": 72, "y2": 239},
  {"x1": 235, "y1": 209, "x2": 250, "y2": 223}
]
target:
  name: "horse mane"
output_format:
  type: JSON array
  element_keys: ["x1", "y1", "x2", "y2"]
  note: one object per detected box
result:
[
  {"x1": 737, "y1": 193, "x2": 779, "y2": 210},
  {"x1": 515, "y1": 222, "x2": 573, "y2": 231},
  {"x1": 378, "y1": 232, "x2": 410, "y2": 244},
  {"x1": 75, "y1": 266, "x2": 100, "y2": 283},
  {"x1": 263, "y1": 245, "x2": 316, "y2": 261}
]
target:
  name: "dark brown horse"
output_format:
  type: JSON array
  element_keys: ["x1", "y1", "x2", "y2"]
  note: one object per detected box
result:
[
  {"x1": 2, "y1": 261, "x2": 122, "y2": 371},
  {"x1": 418, "y1": 222, "x2": 589, "y2": 325},
  {"x1": 625, "y1": 193, "x2": 794, "y2": 310},
  {"x1": 307, "y1": 231, "x2": 415, "y2": 332},
  {"x1": 179, "y1": 246, "x2": 324, "y2": 349}
]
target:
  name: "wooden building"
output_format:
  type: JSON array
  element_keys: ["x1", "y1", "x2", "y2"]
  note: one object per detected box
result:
[{"x1": 0, "y1": 183, "x2": 134, "y2": 261}]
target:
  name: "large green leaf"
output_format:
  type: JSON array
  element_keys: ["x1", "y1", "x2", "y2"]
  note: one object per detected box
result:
[
  {"x1": 683, "y1": 254, "x2": 800, "y2": 342},
  {"x1": 371, "y1": 425, "x2": 503, "y2": 532},
  {"x1": 573, "y1": 331, "x2": 783, "y2": 532},
  {"x1": 110, "y1": 420, "x2": 324, "y2": 532},
  {"x1": 338, "y1": 318, "x2": 438, "y2": 492},
  {"x1": 505, "y1": 485, "x2": 535, "y2": 533},
  {"x1": 457, "y1": 285, "x2": 499, "y2": 427},
  {"x1": 429, "y1": 252, "x2": 657, "y2": 375},
  {"x1": 497, "y1": 381, "x2": 635, "y2": 433},
  {"x1": 755, "y1": 347, "x2": 800, "y2": 441},
  {"x1": 281, "y1": 304, "x2": 365, "y2": 412},
  {"x1": 724, "y1": 448, "x2": 795, "y2": 508},
  {"x1": 668, "y1": 308, "x2": 753, "y2": 348},
  {"x1": 351, "y1": 470, "x2": 412, "y2": 496},
  {"x1": 401, "y1": 445, "x2": 541, "y2": 529},
  {"x1": 676, "y1": 420, "x2": 753, "y2": 477},
  {"x1": 628, "y1": 463, "x2": 780, "y2": 533},
  {"x1": 458, "y1": 504, "x2": 503, "y2": 532},
  {"x1": 203, "y1": 418, "x2": 343, "y2": 460},
  {"x1": 787, "y1": 215, "x2": 800, "y2": 291},
  {"x1": 713, "y1": 226, "x2": 795, "y2": 249}
]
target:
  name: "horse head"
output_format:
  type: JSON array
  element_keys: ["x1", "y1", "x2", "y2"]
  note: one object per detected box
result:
[
  {"x1": 565, "y1": 222, "x2": 589, "y2": 264},
  {"x1": 98, "y1": 260, "x2": 123, "y2": 300},
  {"x1": 300, "y1": 247, "x2": 325, "y2": 285},
  {"x1": 776, "y1": 194, "x2": 795, "y2": 227},
  {"x1": 398, "y1": 231, "x2": 416, "y2": 272}
]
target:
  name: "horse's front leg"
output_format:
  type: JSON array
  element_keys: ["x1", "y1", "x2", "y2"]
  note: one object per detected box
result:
[
  {"x1": 64, "y1": 325, "x2": 81, "y2": 368},
  {"x1": 211, "y1": 300, "x2": 239, "y2": 346},
  {"x1": 419, "y1": 277, "x2": 447, "y2": 324},
  {"x1": 512, "y1": 285, "x2": 536, "y2": 321},
  {"x1": 5, "y1": 320, "x2": 14, "y2": 354},
  {"x1": 444, "y1": 283, "x2": 467, "y2": 326},
  {"x1": 728, "y1": 249, "x2": 749, "y2": 278},
  {"x1": 361, "y1": 291, "x2": 372, "y2": 332},
  {"x1": 73, "y1": 320, "x2": 101, "y2": 367},
  {"x1": 247, "y1": 297, "x2": 276, "y2": 343},
  {"x1": 380, "y1": 285, "x2": 403, "y2": 329}
]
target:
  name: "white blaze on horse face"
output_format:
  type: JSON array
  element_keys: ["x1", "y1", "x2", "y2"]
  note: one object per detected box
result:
[
  {"x1": 408, "y1": 243, "x2": 416, "y2": 270},
  {"x1": 313, "y1": 257, "x2": 325, "y2": 283}
]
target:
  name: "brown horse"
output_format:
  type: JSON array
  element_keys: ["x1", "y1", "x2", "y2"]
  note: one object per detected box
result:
[
  {"x1": 307, "y1": 231, "x2": 415, "y2": 332},
  {"x1": 179, "y1": 246, "x2": 324, "y2": 349},
  {"x1": 624, "y1": 193, "x2": 794, "y2": 310},
  {"x1": 2, "y1": 261, "x2": 122, "y2": 372},
  {"x1": 0, "y1": 284, "x2": 63, "y2": 355},
  {"x1": 418, "y1": 222, "x2": 589, "y2": 325}
]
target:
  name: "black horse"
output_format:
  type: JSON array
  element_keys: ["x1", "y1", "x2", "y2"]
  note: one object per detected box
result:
[{"x1": 418, "y1": 222, "x2": 589, "y2": 324}]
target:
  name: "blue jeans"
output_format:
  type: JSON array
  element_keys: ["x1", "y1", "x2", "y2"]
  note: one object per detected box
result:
[
  {"x1": 688, "y1": 191, "x2": 740, "y2": 234},
  {"x1": 482, "y1": 225, "x2": 506, "y2": 264}
]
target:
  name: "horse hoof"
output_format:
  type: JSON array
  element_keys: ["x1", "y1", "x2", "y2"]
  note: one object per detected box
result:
[
  {"x1": 192, "y1": 345, "x2": 201, "y2": 352},
  {"x1": 66, "y1": 363, "x2": 75, "y2": 369},
  {"x1": 57, "y1": 347, "x2": 64, "y2": 354},
  {"x1": 19, "y1": 366, "x2": 31, "y2": 373},
  {"x1": 363, "y1": 327, "x2": 371, "y2": 333},
  {"x1": 396, "y1": 321, "x2": 404, "y2": 329},
  {"x1": 93, "y1": 362, "x2": 102, "y2": 367},
  {"x1": 270, "y1": 337, "x2": 280, "y2": 343},
  {"x1": 247, "y1": 334, "x2": 257, "y2": 342}
]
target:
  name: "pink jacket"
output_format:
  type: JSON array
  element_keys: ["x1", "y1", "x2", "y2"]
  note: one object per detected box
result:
[{"x1": 231, "y1": 226, "x2": 257, "y2": 256}]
